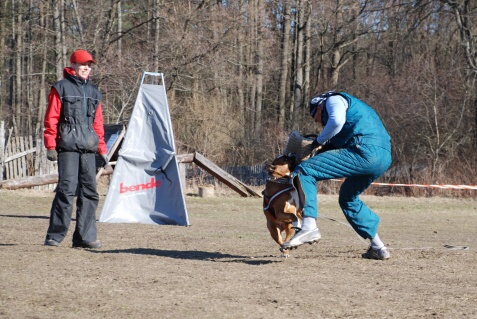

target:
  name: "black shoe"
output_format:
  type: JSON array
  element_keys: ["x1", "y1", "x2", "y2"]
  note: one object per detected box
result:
[
  {"x1": 44, "y1": 239, "x2": 60, "y2": 246},
  {"x1": 362, "y1": 246, "x2": 390, "y2": 260},
  {"x1": 72, "y1": 240, "x2": 102, "y2": 249}
]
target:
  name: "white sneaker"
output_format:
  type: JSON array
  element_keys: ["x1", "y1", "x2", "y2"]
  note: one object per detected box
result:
[{"x1": 281, "y1": 228, "x2": 321, "y2": 250}]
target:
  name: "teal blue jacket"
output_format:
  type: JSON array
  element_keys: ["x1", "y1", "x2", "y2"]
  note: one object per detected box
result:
[{"x1": 321, "y1": 92, "x2": 391, "y2": 151}]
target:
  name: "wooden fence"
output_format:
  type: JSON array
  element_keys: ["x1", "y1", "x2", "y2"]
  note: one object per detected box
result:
[
  {"x1": 0, "y1": 121, "x2": 57, "y2": 189},
  {"x1": 0, "y1": 120, "x2": 273, "y2": 191}
]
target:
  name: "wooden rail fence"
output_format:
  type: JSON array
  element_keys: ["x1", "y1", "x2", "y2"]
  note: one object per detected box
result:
[
  {"x1": 0, "y1": 121, "x2": 266, "y2": 192},
  {"x1": 0, "y1": 121, "x2": 57, "y2": 189}
]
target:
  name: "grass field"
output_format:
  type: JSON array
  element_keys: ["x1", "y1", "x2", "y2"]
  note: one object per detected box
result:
[{"x1": 1, "y1": 187, "x2": 476, "y2": 318}]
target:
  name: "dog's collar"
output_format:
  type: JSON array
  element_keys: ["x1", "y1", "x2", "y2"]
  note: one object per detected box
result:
[{"x1": 266, "y1": 176, "x2": 292, "y2": 184}]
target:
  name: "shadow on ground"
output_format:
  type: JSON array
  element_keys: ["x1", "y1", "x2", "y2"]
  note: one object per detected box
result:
[
  {"x1": 0, "y1": 214, "x2": 49, "y2": 220},
  {"x1": 90, "y1": 248, "x2": 279, "y2": 265}
]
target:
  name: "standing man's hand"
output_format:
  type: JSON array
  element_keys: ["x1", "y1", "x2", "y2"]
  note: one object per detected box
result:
[
  {"x1": 46, "y1": 149, "x2": 58, "y2": 161},
  {"x1": 100, "y1": 154, "x2": 110, "y2": 169}
]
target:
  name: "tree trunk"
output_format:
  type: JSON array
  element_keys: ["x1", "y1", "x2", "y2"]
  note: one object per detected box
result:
[
  {"x1": 236, "y1": 0, "x2": 246, "y2": 140},
  {"x1": 26, "y1": 0, "x2": 33, "y2": 137},
  {"x1": 445, "y1": 0, "x2": 477, "y2": 147},
  {"x1": 304, "y1": 1, "x2": 311, "y2": 108},
  {"x1": 293, "y1": 0, "x2": 305, "y2": 123},
  {"x1": 329, "y1": 5, "x2": 342, "y2": 88},
  {"x1": 102, "y1": 0, "x2": 116, "y2": 54},
  {"x1": 36, "y1": 0, "x2": 48, "y2": 135},
  {"x1": 117, "y1": 0, "x2": 122, "y2": 61},
  {"x1": 153, "y1": 0, "x2": 160, "y2": 71},
  {"x1": 71, "y1": 0, "x2": 84, "y2": 43},
  {"x1": 0, "y1": 1, "x2": 6, "y2": 117},
  {"x1": 60, "y1": 0, "x2": 67, "y2": 65},
  {"x1": 254, "y1": 1, "x2": 264, "y2": 137},
  {"x1": 14, "y1": 0, "x2": 23, "y2": 135},
  {"x1": 278, "y1": 1, "x2": 291, "y2": 131},
  {"x1": 53, "y1": 0, "x2": 62, "y2": 80},
  {"x1": 247, "y1": 1, "x2": 256, "y2": 140}
]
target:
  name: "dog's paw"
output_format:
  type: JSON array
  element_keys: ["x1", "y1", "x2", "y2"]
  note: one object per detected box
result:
[{"x1": 279, "y1": 247, "x2": 290, "y2": 258}]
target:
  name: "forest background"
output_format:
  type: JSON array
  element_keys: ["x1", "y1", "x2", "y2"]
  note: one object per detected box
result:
[{"x1": 0, "y1": 0, "x2": 476, "y2": 192}]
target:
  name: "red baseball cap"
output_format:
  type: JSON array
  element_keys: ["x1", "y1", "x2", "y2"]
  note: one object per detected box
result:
[{"x1": 70, "y1": 49, "x2": 97, "y2": 64}]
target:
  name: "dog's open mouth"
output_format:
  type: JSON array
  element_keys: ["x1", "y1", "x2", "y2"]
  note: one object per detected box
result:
[{"x1": 266, "y1": 164, "x2": 276, "y2": 174}]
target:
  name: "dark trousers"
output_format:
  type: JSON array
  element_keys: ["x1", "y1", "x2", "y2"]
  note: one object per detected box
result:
[{"x1": 46, "y1": 151, "x2": 99, "y2": 244}]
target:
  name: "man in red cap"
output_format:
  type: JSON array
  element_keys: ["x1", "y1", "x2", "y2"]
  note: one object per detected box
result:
[{"x1": 43, "y1": 49, "x2": 108, "y2": 249}]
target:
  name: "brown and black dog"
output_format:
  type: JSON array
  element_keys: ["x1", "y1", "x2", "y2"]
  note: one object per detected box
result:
[{"x1": 262, "y1": 154, "x2": 304, "y2": 257}]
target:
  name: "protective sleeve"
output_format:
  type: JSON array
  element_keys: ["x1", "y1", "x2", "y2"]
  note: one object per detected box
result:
[
  {"x1": 93, "y1": 102, "x2": 107, "y2": 155},
  {"x1": 317, "y1": 95, "x2": 348, "y2": 144},
  {"x1": 43, "y1": 88, "x2": 61, "y2": 150}
]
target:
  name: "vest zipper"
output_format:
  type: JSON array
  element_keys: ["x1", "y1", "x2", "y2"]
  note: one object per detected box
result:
[
  {"x1": 81, "y1": 82, "x2": 91, "y2": 149},
  {"x1": 82, "y1": 83, "x2": 87, "y2": 124}
]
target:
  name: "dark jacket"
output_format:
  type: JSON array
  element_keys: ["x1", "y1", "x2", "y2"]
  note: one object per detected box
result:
[{"x1": 44, "y1": 67, "x2": 107, "y2": 154}]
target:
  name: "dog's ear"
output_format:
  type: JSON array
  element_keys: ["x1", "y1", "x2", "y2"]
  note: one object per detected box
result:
[{"x1": 287, "y1": 153, "x2": 297, "y2": 171}]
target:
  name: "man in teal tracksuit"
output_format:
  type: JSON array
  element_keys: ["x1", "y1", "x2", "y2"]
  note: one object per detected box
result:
[{"x1": 282, "y1": 91, "x2": 392, "y2": 260}]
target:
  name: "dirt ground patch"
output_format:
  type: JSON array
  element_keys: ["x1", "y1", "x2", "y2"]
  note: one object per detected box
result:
[{"x1": 1, "y1": 187, "x2": 476, "y2": 319}]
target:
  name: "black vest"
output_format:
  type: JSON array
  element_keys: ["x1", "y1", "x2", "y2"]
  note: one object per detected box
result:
[{"x1": 53, "y1": 74, "x2": 102, "y2": 152}]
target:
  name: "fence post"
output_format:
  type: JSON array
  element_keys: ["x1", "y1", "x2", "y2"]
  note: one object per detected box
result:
[{"x1": 0, "y1": 121, "x2": 4, "y2": 181}]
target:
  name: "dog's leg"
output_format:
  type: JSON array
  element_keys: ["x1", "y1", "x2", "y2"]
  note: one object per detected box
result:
[
  {"x1": 266, "y1": 220, "x2": 288, "y2": 258},
  {"x1": 266, "y1": 219, "x2": 282, "y2": 246},
  {"x1": 281, "y1": 222, "x2": 296, "y2": 257},
  {"x1": 283, "y1": 222, "x2": 295, "y2": 243}
]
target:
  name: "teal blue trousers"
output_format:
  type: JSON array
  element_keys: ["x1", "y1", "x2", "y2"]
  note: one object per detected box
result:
[{"x1": 294, "y1": 144, "x2": 392, "y2": 239}]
